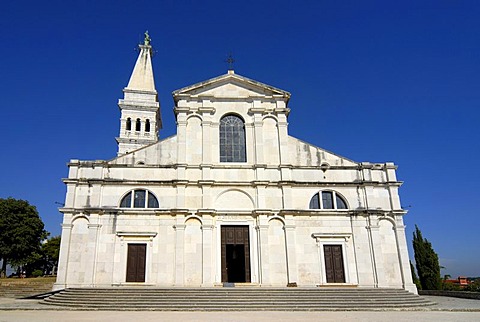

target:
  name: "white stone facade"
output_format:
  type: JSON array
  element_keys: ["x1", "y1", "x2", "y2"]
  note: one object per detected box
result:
[{"x1": 54, "y1": 41, "x2": 417, "y2": 294}]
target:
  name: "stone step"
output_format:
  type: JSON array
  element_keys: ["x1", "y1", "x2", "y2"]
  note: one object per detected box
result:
[
  {"x1": 44, "y1": 300, "x2": 432, "y2": 307},
  {"x1": 42, "y1": 304, "x2": 433, "y2": 310},
  {"x1": 59, "y1": 289, "x2": 414, "y2": 295},
  {"x1": 51, "y1": 295, "x2": 422, "y2": 301},
  {"x1": 50, "y1": 295, "x2": 422, "y2": 301},
  {"x1": 42, "y1": 287, "x2": 434, "y2": 310},
  {"x1": 51, "y1": 292, "x2": 420, "y2": 298}
]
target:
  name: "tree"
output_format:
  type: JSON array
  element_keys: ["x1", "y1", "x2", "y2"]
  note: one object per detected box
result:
[
  {"x1": 412, "y1": 225, "x2": 442, "y2": 290},
  {"x1": 25, "y1": 235, "x2": 61, "y2": 276},
  {"x1": 41, "y1": 236, "x2": 61, "y2": 275},
  {"x1": 0, "y1": 198, "x2": 47, "y2": 277},
  {"x1": 465, "y1": 278, "x2": 480, "y2": 292}
]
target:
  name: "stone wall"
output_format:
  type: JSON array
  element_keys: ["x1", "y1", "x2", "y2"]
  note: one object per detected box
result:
[{"x1": 419, "y1": 290, "x2": 480, "y2": 300}]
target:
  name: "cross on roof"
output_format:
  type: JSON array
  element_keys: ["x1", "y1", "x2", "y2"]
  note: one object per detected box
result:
[{"x1": 225, "y1": 53, "x2": 235, "y2": 70}]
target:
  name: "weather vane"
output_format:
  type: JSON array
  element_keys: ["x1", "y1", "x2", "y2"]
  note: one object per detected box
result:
[{"x1": 225, "y1": 53, "x2": 235, "y2": 70}]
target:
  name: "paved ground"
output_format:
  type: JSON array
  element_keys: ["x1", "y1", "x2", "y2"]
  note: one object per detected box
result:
[
  {"x1": 1, "y1": 310, "x2": 480, "y2": 322},
  {"x1": 0, "y1": 295, "x2": 479, "y2": 321}
]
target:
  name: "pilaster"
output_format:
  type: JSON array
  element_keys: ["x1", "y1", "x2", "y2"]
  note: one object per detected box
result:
[
  {"x1": 174, "y1": 220, "x2": 186, "y2": 286},
  {"x1": 284, "y1": 221, "x2": 298, "y2": 284},
  {"x1": 85, "y1": 222, "x2": 101, "y2": 286},
  {"x1": 245, "y1": 123, "x2": 255, "y2": 164},
  {"x1": 253, "y1": 115, "x2": 264, "y2": 164},
  {"x1": 53, "y1": 223, "x2": 73, "y2": 291},
  {"x1": 202, "y1": 118, "x2": 212, "y2": 165},
  {"x1": 367, "y1": 223, "x2": 385, "y2": 287},
  {"x1": 350, "y1": 215, "x2": 375, "y2": 287},
  {"x1": 256, "y1": 216, "x2": 269, "y2": 284},
  {"x1": 176, "y1": 115, "x2": 187, "y2": 165},
  {"x1": 276, "y1": 114, "x2": 290, "y2": 166},
  {"x1": 201, "y1": 222, "x2": 215, "y2": 286},
  {"x1": 395, "y1": 223, "x2": 418, "y2": 294}
]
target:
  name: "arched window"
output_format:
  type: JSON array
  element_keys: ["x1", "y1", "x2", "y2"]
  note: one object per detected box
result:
[
  {"x1": 309, "y1": 191, "x2": 348, "y2": 210},
  {"x1": 219, "y1": 115, "x2": 246, "y2": 162},
  {"x1": 145, "y1": 119, "x2": 150, "y2": 132},
  {"x1": 126, "y1": 117, "x2": 132, "y2": 131},
  {"x1": 135, "y1": 118, "x2": 141, "y2": 131},
  {"x1": 120, "y1": 189, "x2": 159, "y2": 208}
]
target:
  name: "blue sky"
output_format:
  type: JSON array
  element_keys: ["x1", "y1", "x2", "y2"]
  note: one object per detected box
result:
[{"x1": 1, "y1": 1, "x2": 479, "y2": 277}]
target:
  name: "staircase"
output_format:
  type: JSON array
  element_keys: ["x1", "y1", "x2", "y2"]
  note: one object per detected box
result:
[
  {"x1": 0, "y1": 278, "x2": 55, "y2": 299},
  {"x1": 43, "y1": 287, "x2": 435, "y2": 310}
]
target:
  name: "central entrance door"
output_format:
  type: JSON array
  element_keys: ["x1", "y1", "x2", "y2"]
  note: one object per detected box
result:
[
  {"x1": 126, "y1": 243, "x2": 146, "y2": 282},
  {"x1": 324, "y1": 245, "x2": 346, "y2": 283},
  {"x1": 221, "y1": 226, "x2": 251, "y2": 283}
]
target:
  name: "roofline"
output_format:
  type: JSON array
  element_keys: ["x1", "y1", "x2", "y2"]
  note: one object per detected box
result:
[{"x1": 172, "y1": 71, "x2": 291, "y2": 99}]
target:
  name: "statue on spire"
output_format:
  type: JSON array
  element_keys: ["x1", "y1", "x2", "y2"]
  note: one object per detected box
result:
[{"x1": 144, "y1": 31, "x2": 151, "y2": 46}]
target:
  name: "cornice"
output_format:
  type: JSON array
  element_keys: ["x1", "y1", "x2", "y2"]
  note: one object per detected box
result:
[
  {"x1": 59, "y1": 207, "x2": 407, "y2": 218},
  {"x1": 62, "y1": 178, "x2": 404, "y2": 188}
]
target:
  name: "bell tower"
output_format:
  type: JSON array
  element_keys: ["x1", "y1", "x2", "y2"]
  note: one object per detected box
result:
[{"x1": 116, "y1": 31, "x2": 161, "y2": 156}]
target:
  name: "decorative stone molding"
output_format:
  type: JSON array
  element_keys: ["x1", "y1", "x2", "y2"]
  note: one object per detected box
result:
[
  {"x1": 252, "y1": 209, "x2": 273, "y2": 216},
  {"x1": 116, "y1": 231, "x2": 157, "y2": 246},
  {"x1": 197, "y1": 209, "x2": 217, "y2": 216},
  {"x1": 311, "y1": 233, "x2": 352, "y2": 242},
  {"x1": 116, "y1": 232, "x2": 157, "y2": 238}
]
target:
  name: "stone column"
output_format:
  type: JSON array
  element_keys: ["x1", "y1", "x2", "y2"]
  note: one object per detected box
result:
[{"x1": 53, "y1": 222, "x2": 73, "y2": 291}]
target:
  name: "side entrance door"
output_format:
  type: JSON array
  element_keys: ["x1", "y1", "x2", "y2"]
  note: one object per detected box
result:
[
  {"x1": 126, "y1": 243, "x2": 146, "y2": 282},
  {"x1": 324, "y1": 245, "x2": 346, "y2": 283},
  {"x1": 221, "y1": 226, "x2": 251, "y2": 283}
]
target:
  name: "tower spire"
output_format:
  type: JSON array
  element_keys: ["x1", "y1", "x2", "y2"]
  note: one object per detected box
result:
[
  {"x1": 126, "y1": 31, "x2": 156, "y2": 92},
  {"x1": 116, "y1": 32, "x2": 162, "y2": 156}
]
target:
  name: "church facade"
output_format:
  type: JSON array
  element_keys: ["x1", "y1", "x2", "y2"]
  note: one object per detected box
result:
[{"x1": 54, "y1": 38, "x2": 417, "y2": 294}]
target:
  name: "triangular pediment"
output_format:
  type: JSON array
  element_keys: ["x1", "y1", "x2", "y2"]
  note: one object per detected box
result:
[{"x1": 172, "y1": 71, "x2": 290, "y2": 101}]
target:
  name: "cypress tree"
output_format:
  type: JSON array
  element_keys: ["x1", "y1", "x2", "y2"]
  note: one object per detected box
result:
[{"x1": 413, "y1": 225, "x2": 442, "y2": 290}]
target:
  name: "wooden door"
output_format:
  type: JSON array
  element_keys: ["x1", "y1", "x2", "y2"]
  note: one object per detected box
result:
[
  {"x1": 221, "y1": 226, "x2": 251, "y2": 283},
  {"x1": 126, "y1": 244, "x2": 146, "y2": 282},
  {"x1": 324, "y1": 245, "x2": 346, "y2": 283}
]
